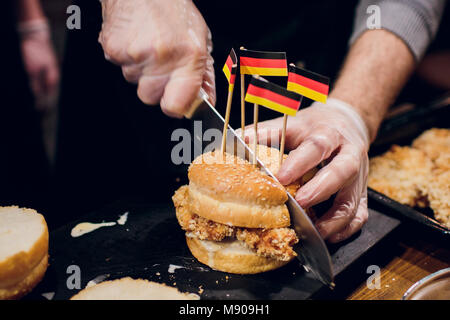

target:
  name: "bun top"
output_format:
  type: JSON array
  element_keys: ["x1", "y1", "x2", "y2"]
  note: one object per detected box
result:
[
  {"x1": 70, "y1": 277, "x2": 200, "y2": 300},
  {"x1": 188, "y1": 151, "x2": 288, "y2": 207}
]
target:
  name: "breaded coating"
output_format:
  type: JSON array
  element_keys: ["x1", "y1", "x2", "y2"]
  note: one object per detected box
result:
[
  {"x1": 236, "y1": 228, "x2": 298, "y2": 261},
  {"x1": 173, "y1": 185, "x2": 298, "y2": 261},
  {"x1": 368, "y1": 145, "x2": 433, "y2": 207},
  {"x1": 412, "y1": 128, "x2": 450, "y2": 166},
  {"x1": 369, "y1": 129, "x2": 449, "y2": 228},
  {"x1": 434, "y1": 154, "x2": 450, "y2": 170},
  {"x1": 427, "y1": 169, "x2": 450, "y2": 228},
  {"x1": 412, "y1": 129, "x2": 449, "y2": 227},
  {"x1": 173, "y1": 185, "x2": 235, "y2": 241}
]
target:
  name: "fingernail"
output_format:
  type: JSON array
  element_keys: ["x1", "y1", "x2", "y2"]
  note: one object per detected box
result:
[{"x1": 295, "y1": 195, "x2": 309, "y2": 208}]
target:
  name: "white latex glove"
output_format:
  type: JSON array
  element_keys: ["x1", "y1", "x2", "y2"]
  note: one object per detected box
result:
[
  {"x1": 19, "y1": 19, "x2": 60, "y2": 111},
  {"x1": 99, "y1": 0, "x2": 215, "y2": 118},
  {"x1": 242, "y1": 98, "x2": 370, "y2": 243}
]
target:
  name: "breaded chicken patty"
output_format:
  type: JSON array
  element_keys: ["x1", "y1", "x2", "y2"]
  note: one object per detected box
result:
[
  {"x1": 173, "y1": 185, "x2": 298, "y2": 261},
  {"x1": 368, "y1": 145, "x2": 433, "y2": 207},
  {"x1": 412, "y1": 128, "x2": 450, "y2": 164}
]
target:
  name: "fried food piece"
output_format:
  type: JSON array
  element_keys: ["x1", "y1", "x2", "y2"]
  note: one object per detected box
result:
[
  {"x1": 411, "y1": 128, "x2": 449, "y2": 226},
  {"x1": 173, "y1": 185, "x2": 298, "y2": 261},
  {"x1": 173, "y1": 185, "x2": 235, "y2": 241},
  {"x1": 368, "y1": 145, "x2": 433, "y2": 207},
  {"x1": 412, "y1": 128, "x2": 450, "y2": 166},
  {"x1": 427, "y1": 169, "x2": 450, "y2": 228},
  {"x1": 434, "y1": 154, "x2": 450, "y2": 171},
  {"x1": 236, "y1": 228, "x2": 298, "y2": 261}
]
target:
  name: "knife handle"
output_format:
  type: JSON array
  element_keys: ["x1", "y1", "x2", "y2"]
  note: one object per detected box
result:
[{"x1": 184, "y1": 88, "x2": 210, "y2": 119}]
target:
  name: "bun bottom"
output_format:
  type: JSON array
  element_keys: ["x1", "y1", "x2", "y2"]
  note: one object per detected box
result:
[
  {"x1": 0, "y1": 253, "x2": 48, "y2": 300},
  {"x1": 186, "y1": 236, "x2": 290, "y2": 274}
]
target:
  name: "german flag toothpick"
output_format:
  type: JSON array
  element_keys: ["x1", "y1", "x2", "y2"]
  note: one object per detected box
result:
[
  {"x1": 222, "y1": 48, "x2": 237, "y2": 91},
  {"x1": 240, "y1": 49, "x2": 288, "y2": 76},
  {"x1": 221, "y1": 48, "x2": 237, "y2": 154},
  {"x1": 245, "y1": 76, "x2": 302, "y2": 116},
  {"x1": 287, "y1": 64, "x2": 329, "y2": 103}
]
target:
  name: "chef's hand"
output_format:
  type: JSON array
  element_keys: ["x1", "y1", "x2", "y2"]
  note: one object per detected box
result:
[
  {"x1": 99, "y1": 0, "x2": 215, "y2": 118},
  {"x1": 19, "y1": 19, "x2": 60, "y2": 112},
  {"x1": 243, "y1": 98, "x2": 370, "y2": 243}
]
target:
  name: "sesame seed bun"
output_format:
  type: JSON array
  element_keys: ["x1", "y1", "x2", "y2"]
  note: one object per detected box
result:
[{"x1": 187, "y1": 150, "x2": 290, "y2": 228}]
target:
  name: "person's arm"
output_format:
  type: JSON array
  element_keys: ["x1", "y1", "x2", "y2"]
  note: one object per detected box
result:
[
  {"x1": 16, "y1": 0, "x2": 60, "y2": 111},
  {"x1": 16, "y1": 0, "x2": 45, "y2": 21},
  {"x1": 341, "y1": 0, "x2": 446, "y2": 141},
  {"x1": 330, "y1": 29, "x2": 415, "y2": 142}
]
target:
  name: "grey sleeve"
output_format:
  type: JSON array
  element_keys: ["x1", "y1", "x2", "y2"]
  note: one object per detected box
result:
[{"x1": 350, "y1": 0, "x2": 447, "y2": 61}]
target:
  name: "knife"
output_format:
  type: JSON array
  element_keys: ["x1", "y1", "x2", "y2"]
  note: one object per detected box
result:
[{"x1": 186, "y1": 88, "x2": 335, "y2": 288}]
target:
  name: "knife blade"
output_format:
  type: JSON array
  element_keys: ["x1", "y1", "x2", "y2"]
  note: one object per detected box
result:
[{"x1": 187, "y1": 88, "x2": 334, "y2": 287}]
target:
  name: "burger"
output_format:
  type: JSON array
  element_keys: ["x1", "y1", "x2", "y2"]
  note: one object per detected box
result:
[{"x1": 172, "y1": 145, "x2": 314, "y2": 274}]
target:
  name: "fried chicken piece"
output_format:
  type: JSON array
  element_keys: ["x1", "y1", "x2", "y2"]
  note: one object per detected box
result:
[
  {"x1": 368, "y1": 145, "x2": 433, "y2": 207},
  {"x1": 411, "y1": 129, "x2": 449, "y2": 226},
  {"x1": 427, "y1": 169, "x2": 450, "y2": 228},
  {"x1": 412, "y1": 128, "x2": 450, "y2": 164},
  {"x1": 173, "y1": 186, "x2": 235, "y2": 241},
  {"x1": 236, "y1": 228, "x2": 298, "y2": 261}
]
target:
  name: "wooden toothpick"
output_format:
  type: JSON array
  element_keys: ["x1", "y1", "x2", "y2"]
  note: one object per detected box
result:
[
  {"x1": 240, "y1": 46, "x2": 246, "y2": 141},
  {"x1": 253, "y1": 103, "x2": 259, "y2": 165},
  {"x1": 221, "y1": 77, "x2": 236, "y2": 154},
  {"x1": 279, "y1": 114, "x2": 288, "y2": 167}
]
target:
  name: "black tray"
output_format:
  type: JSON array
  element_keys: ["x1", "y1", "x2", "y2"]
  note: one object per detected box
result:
[
  {"x1": 368, "y1": 188, "x2": 449, "y2": 236},
  {"x1": 25, "y1": 198, "x2": 400, "y2": 300},
  {"x1": 368, "y1": 93, "x2": 450, "y2": 236}
]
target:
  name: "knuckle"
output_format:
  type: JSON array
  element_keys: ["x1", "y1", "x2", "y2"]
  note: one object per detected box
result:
[
  {"x1": 127, "y1": 41, "x2": 154, "y2": 64},
  {"x1": 308, "y1": 134, "x2": 334, "y2": 154},
  {"x1": 187, "y1": 45, "x2": 205, "y2": 61},
  {"x1": 154, "y1": 41, "x2": 172, "y2": 61},
  {"x1": 121, "y1": 67, "x2": 138, "y2": 83},
  {"x1": 102, "y1": 37, "x2": 121, "y2": 59},
  {"x1": 346, "y1": 157, "x2": 360, "y2": 177}
]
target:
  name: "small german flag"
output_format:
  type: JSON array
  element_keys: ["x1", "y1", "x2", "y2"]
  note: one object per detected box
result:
[
  {"x1": 240, "y1": 49, "x2": 287, "y2": 76},
  {"x1": 222, "y1": 48, "x2": 237, "y2": 91},
  {"x1": 245, "y1": 76, "x2": 302, "y2": 116},
  {"x1": 287, "y1": 65, "x2": 330, "y2": 103}
]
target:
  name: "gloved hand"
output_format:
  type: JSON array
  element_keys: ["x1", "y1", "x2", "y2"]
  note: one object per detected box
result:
[
  {"x1": 19, "y1": 19, "x2": 60, "y2": 112},
  {"x1": 242, "y1": 98, "x2": 370, "y2": 243},
  {"x1": 99, "y1": 0, "x2": 215, "y2": 118}
]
